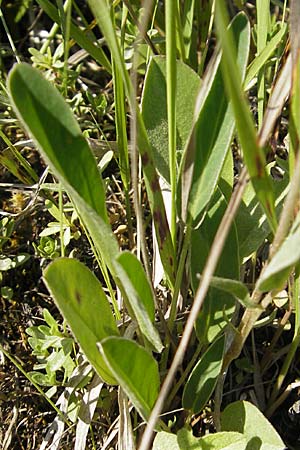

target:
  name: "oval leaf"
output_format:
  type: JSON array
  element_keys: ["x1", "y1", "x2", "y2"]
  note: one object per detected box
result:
[
  {"x1": 99, "y1": 336, "x2": 160, "y2": 421},
  {"x1": 44, "y1": 258, "x2": 119, "y2": 385},
  {"x1": 221, "y1": 400, "x2": 285, "y2": 449}
]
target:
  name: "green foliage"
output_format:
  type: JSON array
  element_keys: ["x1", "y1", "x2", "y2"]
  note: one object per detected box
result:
[
  {"x1": 99, "y1": 336, "x2": 160, "y2": 422},
  {"x1": 26, "y1": 308, "x2": 75, "y2": 390},
  {"x1": 44, "y1": 258, "x2": 119, "y2": 385},
  {"x1": 182, "y1": 334, "x2": 225, "y2": 414},
  {"x1": 153, "y1": 401, "x2": 285, "y2": 449},
  {"x1": 2, "y1": 0, "x2": 297, "y2": 448},
  {"x1": 141, "y1": 56, "x2": 201, "y2": 183}
]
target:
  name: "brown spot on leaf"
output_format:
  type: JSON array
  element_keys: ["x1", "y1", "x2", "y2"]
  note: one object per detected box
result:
[
  {"x1": 169, "y1": 256, "x2": 174, "y2": 267},
  {"x1": 265, "y1": 199, "x2": 273, "y2": 217},
  {"x1": 255, "y1": 155, "x2": 264, "y2": 178},
  {"x1": 151, "y1": 178, "x2": 160, "y2": 192},
  {"x1": 75, "y1": 290, "x2": 82, "y2": 304},
  {"x1": 153, "y1": 209, "x2": 167, "y2": 244}
]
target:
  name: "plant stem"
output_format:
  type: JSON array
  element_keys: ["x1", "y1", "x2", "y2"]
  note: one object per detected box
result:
[{"x1": 166, "y1": 0, "x2": 177, "y2": 251}]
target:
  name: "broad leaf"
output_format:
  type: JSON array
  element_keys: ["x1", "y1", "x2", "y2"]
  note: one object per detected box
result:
[
  {"x1": 44, "y1": 258, "x2": 119, "y2": 385},
  {"x1": 153, "y1": 432, "x2": 179, "y2": 450},
  {"x1": 221, "y1": 400, "x2": 285, "y2": 449},
  {"x1": 182, "y1": 334, "x2": 225, "y2": 414},
  {"x1": 141, "y1": 56, "x2": 201, "y2": 183},
  {"x1": 200, "y1": 432, "x2": 247, "y2": 449},
  {"x1": 192, "y1": 190, "x2": 239, "y2": 343},
  {"x1": 153, "y1": 429, "x2": 246, "y2": 450},
  {"x1": 99, "y1": 337, "x2": 160, "y2": 422},
  {"x1": 88, "y1": 0, "x2": 175, "y2": 284}
]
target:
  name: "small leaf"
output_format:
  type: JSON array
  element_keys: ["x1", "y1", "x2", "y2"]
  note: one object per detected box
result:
[
  {"x1": 204, "y1": 276, "x2": 260, "y2": 309},
  {"x1": 182, "y1": 334, "x2": 225, "y2": 414},
  {"x1": 44, "y1": 258, "x2": 119, "y2": 385},
  {"x1": 0, "y1": 253, "x2": 30, "y2": 271},
  {"x1": 99, "y1": 336, "x2": 160, "y2": 422},
  {"x1": 221, "y1": 400, "x2": 285, "y2": 449}
]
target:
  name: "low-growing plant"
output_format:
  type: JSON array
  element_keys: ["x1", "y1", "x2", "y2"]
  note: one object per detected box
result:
[{"x1": 2, "y1": 0, "x2": 300, "y2": 448}]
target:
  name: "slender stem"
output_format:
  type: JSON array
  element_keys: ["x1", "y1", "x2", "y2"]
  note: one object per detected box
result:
[
  {"x1": 168, "y1": 223, "x2": 191, "y2": 331},
  {"x1": 166, "y1": 0, "x2": 177, "y2": 250},
  {"x1": 59, "y1": 183, "x2": 65, "y2": 257},
  {"x1": 0, "y1": 7, "x2": 20, "y2": 63}
]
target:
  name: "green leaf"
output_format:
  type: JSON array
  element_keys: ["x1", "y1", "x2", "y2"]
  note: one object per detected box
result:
[
  {"x1": 221, "y1": 400, "x2": 285, "y2": 449},
  {"x1": 244, "y1": 24, "x2": 287, "y2": 89},
  {"x1": 99, "y1": 336, "x2": 160, "y2": 421},
  {"x1": 153, "y1": 429, "x2": 246, "y2": 450},
  {"x1": 153, "y1": 431, "x2": 179, "y2": 450},
  {"x1": 192, "y1": 190, "x2": 239, "y2": 343},
  {"x1": 258, "y1": 223, "x2": 300, "y2": 292},
  {"x1": 215, "y1": 4, "x2": 277, "y2": 233},
  {"x1": 8, "y1": 62, "x2": 162, "y2": 353},
  {"x1": 36, "y1": 0, "x2": 111, "y2": 73},
  {"x1": 8, "y1": 63, "x2": 108, "y2": 223},
  {"x1": 44, "y1": 258, "x2": 119, "y2": 385},
  {"x1": 200, "y1": 432, "x2": 247, "y2": 449},
  {"x1": 185, "y1": 12, "x2": 250, "y2": 225},
  {"x1": 235, "y1": 164, "x2": 288, "y2": 262},
  {"x1": 182, "y1": 334, "x2": 225, "y2": 414},
  {"x1": 117, "y1": 252, "x2": 155, "y2": 322},
  {"x1": 141, "y1": 55, "x2": 201, "y2": 183}
]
